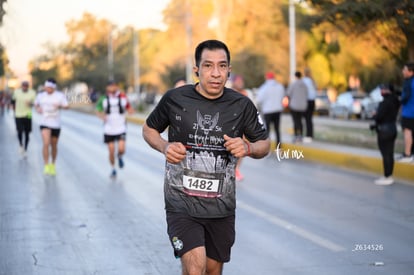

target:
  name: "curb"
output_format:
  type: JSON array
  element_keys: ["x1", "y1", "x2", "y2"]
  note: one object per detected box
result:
[
  {"x1": 126, "y1": 116, "x2": 146, "y2": 125},
  {"x1": 273, "y1": 142, "x2": 414, "y2": 183}
]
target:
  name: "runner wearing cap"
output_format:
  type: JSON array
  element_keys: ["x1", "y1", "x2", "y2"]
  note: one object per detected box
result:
[
  {"x1": 34, "y1": 78, "x2": 69, "y2": 175},
  {"x1": 11, "y1": 81, "x2": 36, "y2": 157},
  {"x1": 96, "y1": 81, "x2": 134, "y2": 178}
]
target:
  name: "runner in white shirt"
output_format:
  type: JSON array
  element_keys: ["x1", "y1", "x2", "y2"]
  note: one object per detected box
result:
[
  {"x1": 34, "y1": 78, "x2": 69, "y2": 175},
  {"x1": 96, "y1": 81, "x2": 134, "y2": 178}
]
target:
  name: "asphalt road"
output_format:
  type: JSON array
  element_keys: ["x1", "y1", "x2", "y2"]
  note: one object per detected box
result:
[{"x1": 1, "y1": 110, "x2": 413, "y2": 275}]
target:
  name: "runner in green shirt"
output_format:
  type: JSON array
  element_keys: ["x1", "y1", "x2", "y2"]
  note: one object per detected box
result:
[{"x1": 11, "y1": 81, "x2": 36, "y2": 157}]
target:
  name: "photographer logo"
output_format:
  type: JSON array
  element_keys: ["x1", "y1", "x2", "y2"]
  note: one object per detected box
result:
[{"x1": 275, "y1": 143, "x2": 304, "y2": 162}]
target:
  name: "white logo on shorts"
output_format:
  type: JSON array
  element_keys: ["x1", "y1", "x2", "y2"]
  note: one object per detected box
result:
[{"x1": 172, "y1": 237, "x2": 183, "y2": 251}]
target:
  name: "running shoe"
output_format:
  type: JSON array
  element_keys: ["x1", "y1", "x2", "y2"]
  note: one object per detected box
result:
[
  {"x1": 49, "y1": 164, "x2": 56, "y2": 176},
  {"x1": 303, "y1": 137, "x2": 313, "y2": 143},
  {"x1": 43, "y1": 164, "x2": 50, "y2": 175},
  {"x1": 118, "y1": 156, "x2": 124, "y2": 169},
  {"x1": 397, "y1": 154, "x2": 413, "y2": 163},
  {"x1": 110, "y1": 169, "x2": 117, "y2": 178},
  {"x1": 374, "y1": 176, "x2": 394, "y2": 186}
]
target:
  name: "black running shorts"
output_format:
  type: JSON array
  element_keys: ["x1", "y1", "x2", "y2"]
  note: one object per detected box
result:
[
  {"x1": 15, "y1": 117, "x2": 32, "y2": 132},
  {"x1": 40, "y1": 126, "x2": 61, "y2": 138},
  {"x1": 401, "y1": 117, "x2": 414, "y2": 131},
  {"x1": 166, "y1": 211, "x2": 235, "y2": 263},
  {"x1": 104, "y1": 133, "x2": 126, "y2": 143}
]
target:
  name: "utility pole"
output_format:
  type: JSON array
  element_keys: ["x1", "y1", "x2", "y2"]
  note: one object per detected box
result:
[
  {"x1": 289, "y1": 0, "x2": 296, "y2": 83},
  {"x1": 0, "y1": 0, "x2": 6, "y2": 25},
  {"x1": 133, "y1": 29, "x2": 140, "y2": 97},
  {"x1": 185, "y1": 0, "x2": 193, "y2": 84},
  {"x1": 108, "y1": 27, "x2": 114, "y2": 82}
]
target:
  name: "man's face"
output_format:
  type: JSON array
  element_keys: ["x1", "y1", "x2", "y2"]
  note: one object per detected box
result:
[
  {"x1": 45, "y1": 87, "x2": 54, "y2": 94},
  {"x1": 194, "y1": 48, "x2": 231, "y2": 99},
  {"x1": 22, "y1": 84, "x2": 29, "y2": 91},
  {"x1": 402, "y1": 66, "x2": 414, "y2": 79},
  {"x1": 106, "y1": 84, "x2": 117, "y2": 94}
]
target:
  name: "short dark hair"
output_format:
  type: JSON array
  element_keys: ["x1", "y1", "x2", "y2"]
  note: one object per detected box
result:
[
  {"x1": 405, "y1": 62, "x2": 414, "y2": 72},
  {"x1": 194, "y1": 40, "x2": 230, "y2": 67},
  {"x1": 46, "y1": 77, "x2": 57, "y2": 84},
  {"x1": 295, "y1": 71, "x2": 302, "y2": 78}
]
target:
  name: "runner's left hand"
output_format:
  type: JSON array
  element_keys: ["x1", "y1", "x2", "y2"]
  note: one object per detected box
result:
[{"x1": 223, "y1": 134, "x2": 248, "y2": 158}]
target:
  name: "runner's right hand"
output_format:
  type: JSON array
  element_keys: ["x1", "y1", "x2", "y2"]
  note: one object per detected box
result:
[{"x1": 164, "y1": 142, "x2": 186, "y2": 164}]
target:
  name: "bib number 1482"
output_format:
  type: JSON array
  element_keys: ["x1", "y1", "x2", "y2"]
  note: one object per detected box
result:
[
  {"x1": 183, "y1": 175, "x2": 220, "y2": 193},
  {"x1": 188, "y1": 178, "x2": 212, "y2": 190}
]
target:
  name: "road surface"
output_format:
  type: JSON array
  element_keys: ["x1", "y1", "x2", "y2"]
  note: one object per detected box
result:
[{"x1": 1, "y1": 110, "x2": 413, "y2": 275}]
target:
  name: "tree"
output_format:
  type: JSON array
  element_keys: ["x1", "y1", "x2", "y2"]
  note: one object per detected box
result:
[
  {"x1": 160, "y1": 62, "x2": 186, "y2": 89},
  {"x1": 225, "y1": 0, "x2": 293, "y2": 83},
  {"x1": 134, "y1": 28, "x2": 164, "y2": 90},
  {"x1": 302, "y1": 21, "x2": 400, "y2": 92},
  {"x1": 231, "y1": 49, "x2": 266, "y2": 88},
  {"x1": 64, "y1": 13, "x2": 115, "y2": 91},
  {"x1": 29, "y1": 13, "x2": 112, "y2": 90},
  {"x1": 305, "y1": 0, "x2": 414, "y2": 62},
  {"x1": 29, "y1": 42, "x2": 69, "y2": 89},
  {"x1": 29, "y1": 54, "x2": 59, "y2": 88}
]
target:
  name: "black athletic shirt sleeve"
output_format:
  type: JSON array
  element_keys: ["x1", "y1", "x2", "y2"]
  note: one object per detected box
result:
[
  {"x1": 146, "y1": 89, "x2": 173, "y2": 133},
  {"x1": 241, "y1": 97, "x2": 268, "y2": 142}
]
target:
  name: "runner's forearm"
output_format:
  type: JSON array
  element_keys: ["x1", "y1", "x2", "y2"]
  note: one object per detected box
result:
[
  {"x1": 248, "y1": 139, "x2": 271, "y2": 159},
  {"x1": 142, "y1": 123, "x2": 168, "y2": 154}
]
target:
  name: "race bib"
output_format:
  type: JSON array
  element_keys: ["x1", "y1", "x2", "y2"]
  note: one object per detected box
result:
[
  {"x1": 44, "y1": 105, "x2": 58, "y2": 118},
  {"x1": 182, "y1": 169, "x2": 224, "y2": 198},
  {"x1": 45, "y1": 110, "x2": 58, "y2": 118}
]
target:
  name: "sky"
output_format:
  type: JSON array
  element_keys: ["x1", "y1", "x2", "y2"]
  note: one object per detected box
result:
[{"x1": 0, "y1": 0, "x2": 170, "y2": 79}]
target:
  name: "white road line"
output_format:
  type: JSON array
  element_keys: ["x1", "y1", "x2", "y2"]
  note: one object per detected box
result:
[{"x1": 237, "y1": 200, "x2": 345, "y2": 252}]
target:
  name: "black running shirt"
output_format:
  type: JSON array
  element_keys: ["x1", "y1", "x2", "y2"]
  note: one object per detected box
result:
[{"x1": 146, "y1": 84, "x2": 268, "y2": 218}]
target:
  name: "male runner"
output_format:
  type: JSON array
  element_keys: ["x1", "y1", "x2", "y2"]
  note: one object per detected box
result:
[
  {"x1": 11, "y1": 81, "x2": 36, "y2": 157},
  {"x1": 96, "y1": 81, "x2": 133, "y2": 178},
  {"x1": 143, "y1": 40, "x2": 270, "y2": 275},
  {"x1": 34, "y1": 78, "x2": 69, "y2": 175}
]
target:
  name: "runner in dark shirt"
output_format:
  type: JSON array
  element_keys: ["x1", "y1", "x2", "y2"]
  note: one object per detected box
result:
[{"x1": 143, "y1": 39, "x2": 270, "y2": 275}]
